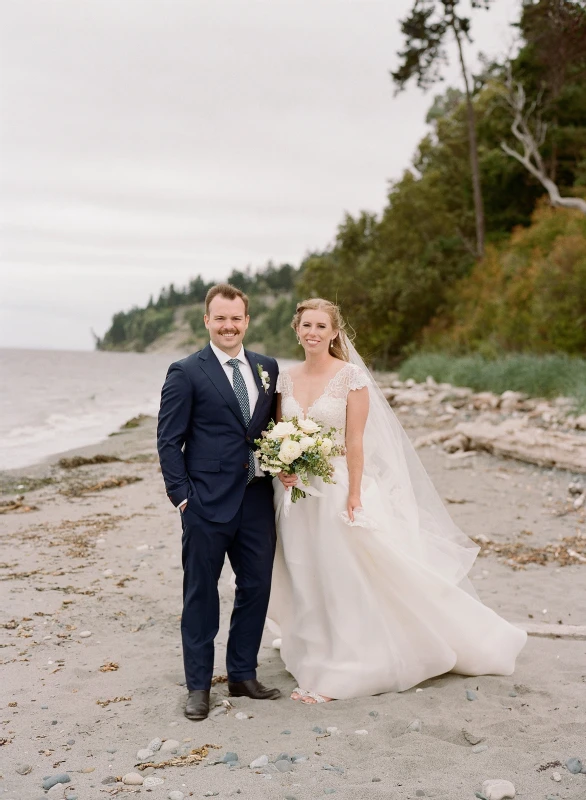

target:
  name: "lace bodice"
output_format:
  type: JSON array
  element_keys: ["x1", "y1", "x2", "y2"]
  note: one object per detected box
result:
[{"x1": 276, "y1": 363, "x2": 369, "y2": 444}]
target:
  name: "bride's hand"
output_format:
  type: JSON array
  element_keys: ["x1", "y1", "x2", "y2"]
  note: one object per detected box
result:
[
  {"x1": 278, "y1": 471, "x2": 298, "y2": 488},
  {"x1": 347, "y1": 495, "x2": 362, "y2": 522}
]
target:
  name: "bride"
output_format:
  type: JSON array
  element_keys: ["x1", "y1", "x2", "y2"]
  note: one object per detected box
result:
[{"x1": 268, "y1": 297, "x2": 527, "y2": 704}]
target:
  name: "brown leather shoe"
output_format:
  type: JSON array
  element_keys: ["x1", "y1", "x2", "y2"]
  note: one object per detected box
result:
[
  {"x1": 184, "y1": 689, "x2": 210, "y2": 720},
  {"x1": 228, "y1": 678, "x2": 281, "y2": 700}
]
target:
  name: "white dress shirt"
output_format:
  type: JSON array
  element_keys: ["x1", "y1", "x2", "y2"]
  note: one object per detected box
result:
[{"x1": 179, "y1": 342, "x2": 263, "y2": 510}]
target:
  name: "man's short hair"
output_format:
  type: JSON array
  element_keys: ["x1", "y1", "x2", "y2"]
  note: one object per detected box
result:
[{"x1": 205, "y1": 283, "x2": 249, "y2": 316}]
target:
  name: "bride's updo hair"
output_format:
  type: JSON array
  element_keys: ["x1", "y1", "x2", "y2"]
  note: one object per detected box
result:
[{"x1": 291, "y1": 298, "x2": 350, "y2": 362}]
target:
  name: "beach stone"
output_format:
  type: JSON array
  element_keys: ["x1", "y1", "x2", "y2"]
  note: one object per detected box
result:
[
  {"x1": 15, "y1": 763, "x2": 32, "y2": 775},
  {"x1": 372, "y1": 778, "x2": 381, "y2": 782},
  {"x1": 508, "y1": 691, "x2": 517, "y2": 697},
  {"x1": 42, "y1": 774, "x2": 71, "y2": 790},
  {"x1": 79, "y1": 631, "x2": 92, "y2": 638},
  {"x1": 66, "y1": 738, "x2": 75, "y2": 745},
  {"x1": 106, "y1": 747, "x2": 117, "y2": 753},
  {"x1": 275, "y1": 759, "x2": 293, "y2": 773},
  {"x1": 41, "y1": 705, "x2": 48, "y2": 709},
  {"x1": 354, "y1": 729, "x2": 368, "y2": 735},
  {"x1": 122, "y1": 772, "x2": 144, "y2": 785},
  {"x1": 220, "y1": 752, "x2": 239, "y2": 764},
  {"x1": 369, "y1": 711, "x2": 379, "y2": 718},
  {"x1": 322, "y1": 764, "x2": 344, "y2": 774},
  {"x1": 324, "y1": 791, "x2": 336, "y2": 795},
  {"x1": 47, "y1": 785, "x2": 66, "y2": 799},
  {"x1": 407, "y1": 719, "x2": 422, "y2": 732},
  {"x1": 148, "y1": 737, "x2": 163, "y2": 752},
  {"x1": 291, "y1": 755, "x2": 308, "y2": 763},
  {"x1": 481, "y1": 779, "x2": 515, "y2": 800},
  {"x1": 472, "y1": 745, "x2": 489, "y2": 754},
  {"x1": 250, "y1": 755, "x2": 269, "y2": 769},
  {"x1": 551, "y1": 772, "x2": 561, "y2": 781},
  {"x1": 168, "y1": 793, "x2": 184, "y2": 800},
  {"x1": 463, "y1": 730, "x2": 483, "y2": 745},
  {"x1": 142, "y1": 766, "x2": 156, "y2": 775},
  {"x1": 101, "y1": 776, "x2": 118, "y2": 785},
  {"x1": 275, "y1": 752, "x2": 290, "y2": 762},
  {"x1": 103, "y1": 569, "x2": 114, "y2": 577},
  {"x1": 234, "y1": 711, "x2": 249, "y2": 720},
  {"x1": 136, "y1": 748, "x2": 154, "y2": 761},
  {"x1": 466, "y1": 690, "x2": 477, "y2": 701},
  {"x1": 312, "y1": 726, "x2": 325, "y2": 734},
  {"x1": 281, "y1": 730, "x2": 291, "y2": 734},
  {"x1": 326, "y1": 726, "x2": 340, "y2": 735},
  {"x1": 144, "y1": 775, "x2": 165, "y2": 788},
  {"x1": 52, "y1": 720, "x2": 59, "y2": 725},
  {"x1": 416, "y1": 792, "x2": 425, "y2": 797},
  {"x1": 566, "y1": 757, "x2": 583, "y2": 774},
  {"x1": 160, "y1": 738, "x2": 181, "y2": 753}
]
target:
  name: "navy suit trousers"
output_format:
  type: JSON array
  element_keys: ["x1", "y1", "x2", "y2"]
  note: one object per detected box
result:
[{"x1": 180, "y1": 478, "x2": 276, "y2": 690}]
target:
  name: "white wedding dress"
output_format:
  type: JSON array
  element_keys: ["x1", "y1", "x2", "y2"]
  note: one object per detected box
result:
[{"x1": 268, "y1": 362, "x2": 527, "y2": 699}]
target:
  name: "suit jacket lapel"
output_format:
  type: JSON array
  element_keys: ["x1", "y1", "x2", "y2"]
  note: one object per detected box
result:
[
  {"x1": 246, "y1": 350, "x2": 270, "y2": 431},
  {"x1": 198, "y1": 344, "x2": 246, "y2": 428}
]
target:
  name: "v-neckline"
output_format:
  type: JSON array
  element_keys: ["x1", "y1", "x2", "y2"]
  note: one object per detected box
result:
[{"x1": 288, "y1": 364, "x2": 349, "y2": 418}]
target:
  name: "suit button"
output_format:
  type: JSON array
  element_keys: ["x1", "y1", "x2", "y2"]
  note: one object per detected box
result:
[
  {"x1": 243, "y1": 463, "x2": 249, "y2": 469},
  {"x1": 246, "y1": 436, "x2": 251, "y2": 442}
]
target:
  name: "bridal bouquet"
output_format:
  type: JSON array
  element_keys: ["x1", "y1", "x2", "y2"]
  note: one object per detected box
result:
[{"x1": 255, "y1": 417, "x2": 343, "y2": 513}]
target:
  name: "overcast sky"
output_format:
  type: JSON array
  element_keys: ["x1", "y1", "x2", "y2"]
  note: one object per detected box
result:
[{"x1": 0, "y1": 0, "x2": 520, "y2": 351}]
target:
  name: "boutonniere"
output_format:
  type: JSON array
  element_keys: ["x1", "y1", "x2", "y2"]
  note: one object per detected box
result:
[{"x1": 257, "y1": 363, "x2": 270, "y2": 393}]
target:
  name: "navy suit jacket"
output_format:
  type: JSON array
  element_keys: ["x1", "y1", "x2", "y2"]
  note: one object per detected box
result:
[{"x1": 157, "y1": 344, "x2": 279, "y2": 523}]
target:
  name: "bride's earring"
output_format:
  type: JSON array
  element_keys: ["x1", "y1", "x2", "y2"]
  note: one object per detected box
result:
[{"x1": 297, "y1": 336, "x2": 301, "y2": 345}]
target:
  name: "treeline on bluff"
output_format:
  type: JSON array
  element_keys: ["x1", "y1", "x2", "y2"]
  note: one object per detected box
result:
[{"x1": 97, "y1": 0, "x2": 586, "y2": 366}]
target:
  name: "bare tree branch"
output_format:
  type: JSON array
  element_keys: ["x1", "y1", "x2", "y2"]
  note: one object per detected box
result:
[{"x1": 499, "y1": 69, "x2": 586, "y2": 214}]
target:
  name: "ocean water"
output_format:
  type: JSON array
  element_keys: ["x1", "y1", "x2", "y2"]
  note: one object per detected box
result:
[{"x1": 0, "y1": 348, "x2": 180, "y2": 470}]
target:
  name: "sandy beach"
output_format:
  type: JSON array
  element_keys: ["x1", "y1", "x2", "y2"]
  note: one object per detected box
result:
[{"x1": 1, "y1": 407, "x2": 585, "y2": 800}]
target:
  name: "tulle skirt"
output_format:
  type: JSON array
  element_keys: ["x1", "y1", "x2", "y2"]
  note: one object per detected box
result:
[{"x1": 268, "y1": 458, "x2": 527, "y2": 699}]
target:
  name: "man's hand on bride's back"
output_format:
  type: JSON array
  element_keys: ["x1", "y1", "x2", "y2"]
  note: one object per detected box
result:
[{"x1": 278, "y1": 471, "x2": 298, "y2": 488}]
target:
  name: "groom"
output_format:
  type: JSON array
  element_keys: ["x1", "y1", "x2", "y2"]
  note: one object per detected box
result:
[{"x1": 157, "y1": 283, "x2": 281, "y2": 720}]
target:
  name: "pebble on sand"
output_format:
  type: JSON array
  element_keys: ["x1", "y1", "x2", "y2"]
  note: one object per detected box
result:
[
  {"x1": 122, "y1": 773, "x2": 144, "y2": 785},
  {"x1": 249, "y1": 755, "x2": 269, "y2": 769},
  {"x1": 354, "y1": 729, "x2": 368, "y2": 735},
  {"x1": 168, "y1": 793, "x2": 184, "y2": 800},
  {"x1": 234, "y1": 711, "x2": 249, "y2": 720},
  {"x1": 551, "y1": 771, "x2": 562, "y2": 782},
  {"x1": 275, "y1": 760, "x2": 293, "y2": 773},
  {"x1": 148, "y1": 737, "x2": 163, "y2": 752},
  {"x1": 407, "y1": 719, "x2": 422, "y2": 732},
  {"x1": 481, "y1": 779, "x2": 516, "y2": 800},
  {"x1": 472, "y1": 745, "x2": 489, "y2": 754},
  {"x1": 144, "y1": 775, "x2": 165, "y2": 787},
  {"x1": 79, "y1": 631, "x2": 92, "y2": 638},
  {"x1": 15, "y1": 764, "x2": 32, "y2": 775},
  {"x1": 466, "y1": 690, "x2": 477, "y2": 701},
  {"x1": 220, "y1": 752, "x2": 239, "y2": 764},
  {"x1": 42, "y1": 774, "x2": 71, "y2": 790},
  {"x1": 136, "y1": 748, "x2": 155, "y2": 761},
  {"x1": 566, "y1": 757, "x2": 583, "y2": 774}
]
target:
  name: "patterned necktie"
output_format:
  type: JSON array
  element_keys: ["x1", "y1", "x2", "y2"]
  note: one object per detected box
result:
[{"x1": 227, "y1": 358, "x2": 255, "y2": 484}]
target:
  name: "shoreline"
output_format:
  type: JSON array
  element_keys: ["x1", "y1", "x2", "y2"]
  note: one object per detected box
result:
[{"x1": 1, "y1": 407, "x2": 585, "y2": 798}]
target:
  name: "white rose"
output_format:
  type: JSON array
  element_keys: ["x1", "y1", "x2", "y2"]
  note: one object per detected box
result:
[
  {"x1": 319, "y1": 438, "x2": 333, "y2": 456},
  {"x1": 268, "y1": 420, "x2": 297, "y2": 440},
  {"x1": 297, "y1": 417, "x2": 321, "y2": 434},
  {"x1": 298, "y1": 436, "x2": 315, "y2": 452},
  {"x1": 261, "y1": 370, "x2": 269, "y2": 378},
  {"x1": 278, "y1": 438, "x2": 303, "y2": 465}
]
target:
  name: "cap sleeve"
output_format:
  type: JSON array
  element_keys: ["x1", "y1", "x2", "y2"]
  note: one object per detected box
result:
[
  {"x1": 345, "y1": 363, "x2": 370, "y2": 392},
  {"x1": 276, "y1": 370, "x2": 292, "y2": 396}
]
